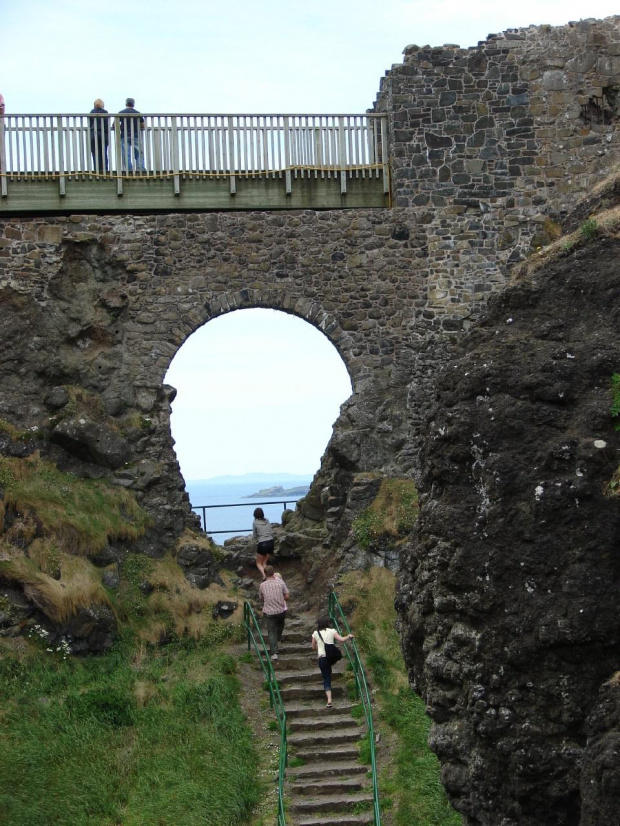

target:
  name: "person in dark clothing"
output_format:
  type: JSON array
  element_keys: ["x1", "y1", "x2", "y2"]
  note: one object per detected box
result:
[
  {"x1": 118, "y1": 97, "x2": 145, "y2": 172},
  {"x1": 89, "y1": 99, "x2": 110, "y2": 173}
]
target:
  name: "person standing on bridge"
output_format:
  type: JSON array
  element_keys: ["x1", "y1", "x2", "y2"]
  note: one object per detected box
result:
[
  {"x1": 259, "y1": 565, "x2": 289, "y2": 660},
  {"x1": 118, "y1": 97, "x2": 145, "y2": 172},
  {"x1": 253, "y1": 507, "x2": 274, "y2": 579},
  {"x1": 89, "y1": 99, "x2": 110, "y2": 173}
]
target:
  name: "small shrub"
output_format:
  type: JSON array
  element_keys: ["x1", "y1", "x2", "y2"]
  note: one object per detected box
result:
[{"x1": 580, "y1": 218, "x2": 598, "y2": 240}]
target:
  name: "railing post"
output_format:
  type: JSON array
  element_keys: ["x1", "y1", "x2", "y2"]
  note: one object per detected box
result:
[
  {"x1": 114, "y1": 121, "x2": 123, "y2": 196},
  {"x1": 228, "y1": 116, "x2": 236, "y2": 195},
  {"x1": 338, "y1": 116, "x2": 347, "y2": 195},
  {"x1": 171, "y1": 117, "x2": 180, "y2": 195},
  {"x1": 381, "y1": 115, "x2": 389, "y2": 195},
  {"x1": 283, "y1": 116, "x2": 292, "y2": 195},
  {"x1": 0, "y1": 115, "x2": 7, "y2": 198},
  {"x1": 57, "y1": 117, "x2": 66, "y2": 197}
]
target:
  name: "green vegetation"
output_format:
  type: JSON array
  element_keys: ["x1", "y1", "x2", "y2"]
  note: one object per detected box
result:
[
  {"x1": 352, "y1": 478, "x2": 418, "y2": 549},
  {"x1": 608, "y1": 374, "x2": 620, "y2": 497},
  {"x1": 580, "y1": 217, "x2": 599, "y2": 240},
  {"x1": 0, "y1": 452, "x2": 150, "y2": 555},
  {"x1": 339, "y1": 568, "x2": 461, "y2": 826},
  {"x1": 0, "y1": 628, "x2": 260, "y2": 826}
]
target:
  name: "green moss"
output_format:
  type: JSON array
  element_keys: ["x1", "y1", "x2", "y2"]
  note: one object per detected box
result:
[{"x1": 352, "y1": 478, "x2": 418, "y2": 549}]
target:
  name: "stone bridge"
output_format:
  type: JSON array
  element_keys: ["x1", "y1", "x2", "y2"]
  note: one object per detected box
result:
[
  {"x1": 2, "y1": 17, "x2": 620, "y2": 825},
  {"x1": 2, "y1": 15, "x2": 620, "y2": 539}
]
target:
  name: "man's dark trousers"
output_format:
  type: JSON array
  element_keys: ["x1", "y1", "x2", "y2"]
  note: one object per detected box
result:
[{"x1": 265, "y1": 611, "x2": 286, "y2": 655}]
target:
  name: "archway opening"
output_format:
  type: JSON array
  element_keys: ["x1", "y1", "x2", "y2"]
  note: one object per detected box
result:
[{"x1": 164, "y1": 308, "x2": 352, "y2": 540}]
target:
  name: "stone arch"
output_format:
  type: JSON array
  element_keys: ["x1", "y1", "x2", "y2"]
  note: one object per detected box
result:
[{"x1": 167, "y1": 287, "x2": 362, "y2": 390}]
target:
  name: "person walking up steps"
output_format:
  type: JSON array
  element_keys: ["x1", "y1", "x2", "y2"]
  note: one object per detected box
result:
[
  {"x1": 311, "y1": 615, "x2": 353, "y2": 708},
  {"x1": 259, "y1": 565, "x2": 289, "y2": 660},
  {"x1": 252, "y1": 507, "x2": 274, "y2": 579}
]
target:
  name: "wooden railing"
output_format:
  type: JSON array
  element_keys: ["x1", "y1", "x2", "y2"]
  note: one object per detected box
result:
[{"x1": 0, "y1": 113, "x2": 389, "y2": 199}]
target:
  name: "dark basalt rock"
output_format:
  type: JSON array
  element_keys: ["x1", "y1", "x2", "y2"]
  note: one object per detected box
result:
[
  {"x1": 397, "y1": 239, "x2": 620, "y2": 825},
  {"x1": 176, "y1": 542, "x2": 224, "y2": 589},
  {"x1": 61, "y1": 603, "x2": 117, "y2": 654},
  {"x1": 51, "y1": 416, "x2": 130, "y2": 469}
]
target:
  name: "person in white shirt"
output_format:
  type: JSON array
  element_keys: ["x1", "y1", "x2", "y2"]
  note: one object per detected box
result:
[{"x1": 311, "y1": 615, "x2": 353, "y2": 708}]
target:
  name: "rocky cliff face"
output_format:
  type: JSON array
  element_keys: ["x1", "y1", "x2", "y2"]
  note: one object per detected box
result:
[{"x1": 397, "y1": 235, "x2": 620, "y2": 825}]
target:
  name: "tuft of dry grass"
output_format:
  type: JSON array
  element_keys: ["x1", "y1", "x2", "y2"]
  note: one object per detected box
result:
[
  {"x1": 606, "y1": 671, "x2": 620, "y2": 687},
  {"x1": 174, "y1": 528, "x2": 226, "y2": 561},
  {"x1": 0, "y1": 551, "x2": 111, "y2": 623},
  {"x1": 1, "y1": 452, "x2": 150, "y2": 555},
  {"x1": 135, "y1": 555, "x2": 240, "y2": 642},
  {"x1": 513, "y1": 203, "x2": 620, "y2": 281}
]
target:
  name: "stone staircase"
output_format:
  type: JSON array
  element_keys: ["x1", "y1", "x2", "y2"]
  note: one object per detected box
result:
[{"x1": 271, "y1": 616, "x2": 376, "y2": 826}]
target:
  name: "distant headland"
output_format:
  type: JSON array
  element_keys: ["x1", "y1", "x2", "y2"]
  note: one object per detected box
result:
[{"x1": 244, "y1": 484, "x2": 309, "y2": 498}]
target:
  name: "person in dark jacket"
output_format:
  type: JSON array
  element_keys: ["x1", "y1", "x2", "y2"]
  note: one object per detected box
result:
[
  {"x1": 89, "y1": 99, "x2": 109, "y2": 173},
  {"x1": 118, "y1": 97, "x2": 145, "y2": 172}
]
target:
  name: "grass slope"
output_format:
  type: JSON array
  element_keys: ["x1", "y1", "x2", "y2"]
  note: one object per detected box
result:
[{"x1": 0, "y1": 630, "x2": 260, "y2": 826}]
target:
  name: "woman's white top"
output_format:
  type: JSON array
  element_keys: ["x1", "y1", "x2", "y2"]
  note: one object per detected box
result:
[{"x1": 312, "y1": 627, "x2": 337, "y2": 659}]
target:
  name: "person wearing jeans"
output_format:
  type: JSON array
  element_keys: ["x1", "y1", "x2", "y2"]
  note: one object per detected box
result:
[
  {"x1": 311, "y1": 615, "x2": 354, "y2": 708},
  {"x1": 118, "y1": 97, "x2": 145, "y2": 172},
  {"x1": 259, "y1": 566, "x2": 289, "y2": 660}
]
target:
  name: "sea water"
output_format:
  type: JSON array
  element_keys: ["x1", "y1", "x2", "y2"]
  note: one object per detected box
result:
[{"x1": 184, "y1": 476, "x2": 312, "y2": 544}]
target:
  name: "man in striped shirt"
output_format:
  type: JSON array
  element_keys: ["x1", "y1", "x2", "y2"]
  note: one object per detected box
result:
[{"x1": 259, "y1": 566, "x2": 289, "y2": 660}]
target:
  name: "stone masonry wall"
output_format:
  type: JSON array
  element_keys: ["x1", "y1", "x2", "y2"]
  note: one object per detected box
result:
[{"x1": 373, "y1": 15, "x2": 620, "y2": 317}]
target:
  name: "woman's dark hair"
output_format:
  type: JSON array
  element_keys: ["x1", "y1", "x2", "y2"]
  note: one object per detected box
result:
[
  {"x1": 253, "y1": 507, "x2": 264, "y2": 519},
  {"x1": 317, "y1": 615, "x2": 331, "y2": 631}
]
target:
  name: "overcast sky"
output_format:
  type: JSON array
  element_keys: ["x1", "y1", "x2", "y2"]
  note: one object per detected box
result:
[{"x1": 3, "y1": 1, "x2": 618, "y2": 479}]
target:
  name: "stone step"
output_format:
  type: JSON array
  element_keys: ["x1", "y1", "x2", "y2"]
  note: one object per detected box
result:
[
  {"x1": 290, "y1": 792, "x2": 374, "y2": 814},
  {"x1": 277, "y1": 655, "x2": 317, "y2": 669},
  {"x1": 277, "y1": 643, "x2": 314, "y2": 656},
  {"x1": 291, "y1": 744, "x2": 361, "y2": 763},
  {"x1": 284, "y1": 701, "x2": 356, "y2": 718},
  {"x1": 288, "y1": 714, "x2": 361, "y2": 733},
  {"x1": 288, "y1": 728, "x2": 364, "y2": 749},
  {"x1": 278, "y1": 667, "x2": 345, "y2": 685},
  {"x1": 280, "y1": 684, "x2": 346, "y2": 702},
  {"x1": 288, "y1": 776, "x2": 368, "y2": 796},
  {"x1": 292, "y1": 813, "x2": 374, "y2": 826},
  {"x1": 286, "y1": 759, "x2": 370, "y2": 783},
  {"x1": 288, "y1": 760, "x2": 368, "y2": 780}
]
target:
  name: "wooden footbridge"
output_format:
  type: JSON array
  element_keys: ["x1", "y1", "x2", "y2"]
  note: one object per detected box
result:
[{"x1": 0, "y1": 113, "x2": 389, "y2": 213}]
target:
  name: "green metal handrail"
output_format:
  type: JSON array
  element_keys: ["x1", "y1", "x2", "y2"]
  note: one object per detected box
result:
[
  {"x1": 329, "y1": 591, "x2": 382, "y2": 826},
  {"x1": 243, "y1": 601, "x2": 287, "y2": 826}
]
